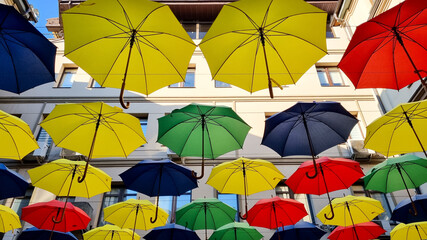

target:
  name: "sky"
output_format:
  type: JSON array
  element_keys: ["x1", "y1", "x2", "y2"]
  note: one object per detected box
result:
[{"x1": 29, "y1": 0, "x2": 59, "y2": 38}]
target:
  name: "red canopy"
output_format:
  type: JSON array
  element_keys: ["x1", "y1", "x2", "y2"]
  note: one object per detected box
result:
[{"x1": 328, "y1": 222, "x2": 386, "y2": 240}]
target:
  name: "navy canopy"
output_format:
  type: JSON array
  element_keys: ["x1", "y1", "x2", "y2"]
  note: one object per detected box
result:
[{"x1": 0, "y1": 163, "x2": 29, "y2": 200}]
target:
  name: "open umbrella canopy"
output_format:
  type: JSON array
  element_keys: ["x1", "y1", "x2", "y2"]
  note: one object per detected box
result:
[
  {"x1": 199, "y1": 0, "x2": 327, "y2": 98},
  {"x1": 83, "y1": 224, "x2": 140, "y2": 240},
  {"x1": 270, "y1": 221, "x2": 325, "y2": 240},
  {"x1": 0, "y1": 109, "x2": 38, "y2": 160},
  {"x1": 21, "y1": 200, "x2": 91, "y2": 232},
  {"x1": 208, "y1": 222, "x2": 263, "y2": 240},
  {"x1": 62, "y1": 0, "x2": 196, "y2": 108},
  {"x1": 338, "y1": 0, "x2": 427, "y2": 90},
  {"x1": 17, "y1": 227, "x2": 77, "y2": 240},
  {"x1": 328, "y1": 222, "x2": 386, "y2": 240},
  {"x1": 364, "y1": 100, "x2": 427, "y2": 157},
  {"x1": 0, "y1": 4, "x2": 56, "y2": 94},
  {"x1": 392, "y1": 194, "x2": 427, "y2": 223},
  {"x1": 391, "y1": 222, "x2": 427, "y2": 240},
  {"x1": 0, "y1": 163, "x2": 29, "y2": 199},
  {"x1": 144, "y1": 223, "x2": 200, "y2": 240},
  {"x1": 317, "y1": 195, "x2": 384, "y2": 227},
  {"x1": 0, "y1": 204, "x2": 21, "y2": 233}
]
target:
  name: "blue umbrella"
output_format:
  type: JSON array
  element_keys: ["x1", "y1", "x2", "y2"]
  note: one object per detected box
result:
[
  {"x1": 262, "y1": 102, "x2": 358, "y2": 178},
  {"x1": 392, "y1": 194, "x2": 427, "y2": 223},
  {"x1": 270, "y1": 221, "x2": 325, "y2": 240},
  {"x1": 0, "y1": 163, "x2": 29, "y2": 199},
  {"x1": 17, "y1": 227, "x2": 77, "y2": 240},
  {"x1": 144, "y1": 223, "x2": 200, "y2": 240},
  {"x1": 0, "y1": 4, "x2": 56, "y2": 94},
  {"x1": 120, "y1": 159, "x2": 198, "y2": 223}
]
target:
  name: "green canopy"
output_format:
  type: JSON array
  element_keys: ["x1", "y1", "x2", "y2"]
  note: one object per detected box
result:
[{"x1": 209, "y1": 222, "x2": 263, "y2": 240}]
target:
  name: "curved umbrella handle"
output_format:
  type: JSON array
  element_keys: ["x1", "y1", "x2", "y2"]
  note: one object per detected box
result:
[
  {"x1": 305, "y1": 160, "x2": 318, "y2": 179},
  {"x1": 324, "y1": 203, "x2": 335, "y2": 220},
  {"x1": 52, "y1": 207, "x2": 66, "y2": 224},
  {"x1": 191, "y1": 158, "x2": 205, "y2": 179},
  {"x1": 150, "y1": 196, "x2": 160, "y2": 223},
  {"x1": 238, "y1": 195, "x2": 248, "y2": 220},
  {"x1": 120, "y1": 82, "x2": 130, "y2": 109},
  {"x1": 77, "y1": 161, "x2": 90, "y2": 183}
]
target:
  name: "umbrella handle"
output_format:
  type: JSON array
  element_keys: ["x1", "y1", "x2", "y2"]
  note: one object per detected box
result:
[
  {"x1": 409, "y1": 201, "x2": 419, "y2": 216},
  {"x1": 120, "y1": 83, "x2": 130, "y2": 109},
  {"x1": 52, "y1": 207, "x2": 66, "y2": 223},
  {"x1": 150, "y1": 196, "x2": 160, "y2": 223},
  {"x1": 77, "y1": 161, "x2": 90, "y2": 183},
  {"x1": 191, "y1": 158, "x2": 205, "y2": 179},
  {"x1": 238, "y1": 195, "x2": 248, "y2": 220},
  {"x1": 305, "y1": 162, "x2": 318, "y2": 179},
  {"x1": 324, "y1": 203, "x2": 335, "y2": 220}
]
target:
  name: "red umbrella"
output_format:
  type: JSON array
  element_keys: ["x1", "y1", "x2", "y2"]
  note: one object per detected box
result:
[
  {"x1": 328, "y1": 222, "x2": 386, "y2": 240},
  {"x1": 243, "y1": 197, "x2": 307, "y2": 229},
  {"x1": 21, "y1": 200, "x2": 91, "y2": 232},
  {"x1": 338, "y1": 0, "x2": 427, "y2": 90},
  {"x1": 286, "y1": 157, "x2": 364, "y2": 220}
]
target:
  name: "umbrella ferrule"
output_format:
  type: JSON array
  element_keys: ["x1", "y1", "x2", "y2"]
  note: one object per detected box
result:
[
  {"x1": 130, "y1": 29, "x2": 137, "y2": 47},
  {"x1": 259, "y1": 27, "x2": 266, "y2": 46}
]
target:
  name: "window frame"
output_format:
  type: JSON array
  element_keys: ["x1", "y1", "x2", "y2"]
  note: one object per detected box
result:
[
  {"x1": 98, "y1": 186, "x2": 137, "y2": 226},
  {"x1": 169, "y1": 66, "x2": 196, "y2": 88},
  {"x1": 317, "y1": 67, "x2": 347, "y2": 87},
  {"x1": 275, "y1": 182, "x2": 315, "y2": 223},
  {"x1": 159, "y1": 190, "x2": 192, "y2": 223},
  {"x1": 89, "y1": 78, "x2": 103, "y2": 88},
  {"x1": 182, "y1": 22, "x2": 212, "y2": 40},
  {"x1": 56, "y1": 67, "x2": 78, "y2": 88}
]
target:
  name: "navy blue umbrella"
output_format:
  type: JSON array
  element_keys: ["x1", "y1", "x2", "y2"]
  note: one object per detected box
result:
[
  {"x1": 145, "y1": 223, "x2": 200, "y2": 240},
  {"x1": 0, "y1": 163, "x2": 28, "y2": 199},
  {"x1": 120, "y1": 159, "x2": 198, "y2": 223},
  {"x1": 17, "y1": 227, "x2": 77, "y2": 240},
  {"x1": 392, "y1": 194, "x2": 427, "y2": 223},
  {"x1": 270, "y1": 221, "x2": 325, "y2": 240},
  {"x1": 262, "y1": 102, "x2": 358, "y2": 178},
  {"x1": 0, "y1": 4, "x2": 56, "y2": 94}
]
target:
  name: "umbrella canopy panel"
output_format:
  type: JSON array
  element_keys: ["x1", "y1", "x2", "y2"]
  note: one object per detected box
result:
[
  {"x1": 328, "y1": 222, "x2": 386, "y2": 240},
  {"x1": 17, "y1": 227, "x2": 77, "y2": 240},
  {"x1": 83, "y1": 224, "x2": 140, "y2": 240},
  {"x1": 208, "y1": 222, "x2": 263, "y2": 240},
  {"x1": 270, "y1": 221, "x2": 325, "y2": 240},
  {"x1": 144, "y1": 223, "x2": 200, "y2": 240},
  {"x1": 390, "y1": 222, "x2": 427, "y2": 240},
  {"x1": 0, "y1": 205, "x2": 21, "y2": 233},
  {"x1": 392, "y1": 194, "x2": 427, "y2": 223},
  {"x1": 0, "y1": 163, "x2": 29, "y2": 200}
]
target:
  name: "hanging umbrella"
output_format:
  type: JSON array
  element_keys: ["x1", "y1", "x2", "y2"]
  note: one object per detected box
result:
[
  {"x1": 0, "y1": 204, "x2": 21, "y2": 233},
  {"x1": 208, "y1": 222, "x2": 263, "y2": 240},
  {"x1": 40, "y1": 102, "x2": 146, "y2": 182},
  {"x1": 364, "y1": 100, "x2": 427, "y2": 158},
  {"x1": 270, "y1": 221, "x2": 325, "y2": 240},
  {"x1": 262, "y1": 102, "x2": 358, "y2": 178},
  {"x1": 144, "y1": 223, "x2": 200, "y2": 240},
  {"x1": 328, "y1": 222, "x2": 386, "y2": 240},
  {"x1": 0, "y1": 4, "x2": 56, "y2": 94},
  {"x1": 244, "y1": 197, "x2": 307, "y2": 229},
  {"x1": 21, "y1": 200, "x2": 91, "y2": 232},
  {"x1": 157, "y1": 103, "x2": 251, "y2": 179},
  {"x1": 17, "y1": 227, "x2": 77, "y2": 240},
  {"x1": 391, "y1": 222, "x2": 427, "y2": 240},
  {"x1": 0, "y1": 109, "x2": 39, "y2": 160},
  {"x1": 392, "y1": 194, "x2": 427, "y2": 223},
  {"x1": 206, "y1": 157, "x2": 284, "y2": 219},
  {"x1": 286, "y1": 157, "x2": 364, "y2": 220},
  {"x1": 175, "y1": 198, "x2": 236, "y2": 240},
  {"x1": 338, "y1": 0, "x2": 427, "y2": 90},
  {"x1": 119, "y1": 159, "x2": 198, "y2": 223},
  {"x1": 103, "y1": 199, "x2": 168, "y2": 240},
  {"x1": 364, "y1": 155, "x2": 427, "y2": 216},
  {"x1": 199, "y1": 0, "x2": 327, "y2": 98},
  {"x1": 0, "y1": 163, "x2": 29, "y2": 199},
  {"x1": 28, "y1": 159, "x2": 111, "y2": 223},
  {"x1": 83, "y1": 224, "x2": 140, "y2": 240},
  {"x1": 62, "y1": 0, "x2": 196, "y2": 108}
]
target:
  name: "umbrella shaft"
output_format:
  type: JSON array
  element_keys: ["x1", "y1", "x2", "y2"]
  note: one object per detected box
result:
[{"x1": 346, "y1": 202, "x2": 360, "y2": 240}]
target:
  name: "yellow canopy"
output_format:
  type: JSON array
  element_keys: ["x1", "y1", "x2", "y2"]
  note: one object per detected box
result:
[
  {"x1": 317, "y1": 195, "x2": 385, "y2": 227},
  {"x1": 28, "y1": 159, "x2": 111, "y2": 198},
  {"x1": 0, "y1": 205, "x2": 21, "y2": 233},
  {"x1": 199, "y1": 0, "x2": 327, "y2": 96},
  {"x1": 83, "y1": 224, "x2": 140, "y2": 240},
  {"x1": 391, "y1": 222, "x2": 427, "y2": 240},
  {"x1": 365, "y1": 100, "x2": 427, "y2": 157},
  {"x1": 0, "y1": 109, "x2": 38, "y2": 160},
  {"x1": 103, "y1": 199, "x2": 168, "y2": 231}
]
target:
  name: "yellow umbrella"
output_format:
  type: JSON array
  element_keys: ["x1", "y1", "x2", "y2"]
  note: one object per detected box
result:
[
  {"x1": 206, "y1": 157, "x2": 284, "y2": 219},
  {"x1": 391, "y1": 222, "x2": 427, "y2": 240},
  {"x1": 317, "y1": 195, "x2": 385, "y2": 227},
  {"x1": 40, "y1": 102, "x2": 146, "y2": 181},
  {"x1": 103, "y1": 199, "x2": 168, "y2": 239},
  {"x1": 28, "y1": 159, "x2": 111, "y2": 223},
  {"x1": 62, "y1": 0, "x2": 196, "y2": 108},
  {"x1": 365, "y1": 99, "x2": 427, "y2": 158},
  {"x1": 199, "y1": 0, "x2": 327, "y2": 98},
  {"x1": 83, "y1": 224, "x2": 140, "y2": 240},
  {"x1": 0, "y1": 204, "x2": 21, "y2": 233},
  {"x1": 0, "y1": 109, "x2": 38, "y2": 160}
]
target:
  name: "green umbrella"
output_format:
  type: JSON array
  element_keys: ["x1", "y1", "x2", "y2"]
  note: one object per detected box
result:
[
  {"x1": 157, "y1": 103, "x2": 251, "y2": 179},
  {"x1": 175, "y1": 198, "x2": 236, "y2": 240},
  {"x1": 209, "y1": 222, "x2": 263, "y2": 240},
  {"x1": 364, "y1": 154, "x2": 427, "y2": 216}
]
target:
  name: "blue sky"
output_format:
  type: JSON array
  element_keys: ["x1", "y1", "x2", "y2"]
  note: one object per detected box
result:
[{"x1": 30, "y1": 0, "x2": 58, "y2": 38}]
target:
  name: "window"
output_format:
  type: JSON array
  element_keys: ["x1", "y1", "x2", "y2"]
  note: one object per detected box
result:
[
  {"x1": 98, "y1": 187, "x2": 137, "y2": 226},
  {"x1": 276, "y1": 183, "x2": 312, "y2": 222},
  {"x1": 90, "y1": 79, "x2": 102, "y2": 88},
  {"x1": 169, "y1": 68, "x2": 195, "y2": 88},
  {"x1": 11, "y1": 188, "x2": 33, "y2": 217},
  {"x1": 349, "y1": 123, "x2": 364, "y2": 140},
  {"x1": 182, "y1": 23, "x2": 212, "y2": 39},
  {"x1": 139, "y1": 118, "x2": 147, "y2": 135},
  {"x1": 317, "y1": 67, "x2": 346, "y2": 87},
  {"x1": 57, "y1": 68, "x2": 77, "y2": 88},
  {"x1": 326, "y1": 24, "x2": 334, "y2": 38},
  {"x1": 217, "y1": 193, "x2": 239, "y2": 221},
  {"x1": 36, "y1": 127, "x2": 52, "y2": 148},
  {"x1": 183, "y1": 23, "x2": 197, "y2": 39},
  {"x1": 159, "y1": 190, "x2": 192, "y2": 222},
  {"x1": 215, "y1": 80, "x2": 231, "y2": 88}
]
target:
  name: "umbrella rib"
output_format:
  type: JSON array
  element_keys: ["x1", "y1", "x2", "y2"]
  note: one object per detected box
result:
[
  {"x1": 0, "y1": 34, "x2": 20, "y2": 93},
  {"x1": 279, "y1": 116, "x2": 303, "y2": 156},
  {"x1": 52, "y1": 117, "x2": 95, "y2": 147},
  {"x1": 63, "y1": 12, "x2": 130, "y2": 31},
  {"x1": 321, "y1": 164, "x2": 352, "y2": 188},
  {"x1": 274, "y1": 202, "x2": 300, "y2": 225},
  {"x1": 225, "y1": 5, "x2": 259, "y2": 30},
  {"x1": 400, "y1": 31, "x2": 427, "y2": 53},
  {"x1": 99, "y1": 118, "x2": 130, "y2": 157},
  {"x1": 116, "y1": 0, "x2": 134, "y2": 30},
  {"x1": 309, "y1": 113, "x2": 356, "y2": 140},
  {"x1": 157, "y1": 116, "x2": 200, "y2": 142},
  {"x1": 264, "y1": 11, "x2": 327, "y2": 30},
  {"x1": 399, "y1": 165, "x2": 419, "y2": 188},
  {"x1": 386, "y1": 116, "x2": 402, "y2": 157},
  {"x1": 261, "y1": 0, "x2": 274, "y2": 30},
  {"x1": 266, "y1": 30, "x2": 328, "y2": 55},
  {"x1": 218, "y1": 165, "x2": 242, "y2": 193},
  {"x1": 134, "y1": 5, "x2": 165, "y2": 31},
  {"x1": 99, "y1": 37, "x2": 132, "y2": 85},
  {"x1": 250, "y1": 36, "x2": 260, "y2": 93},
  {"x1": 133, "y1": 34, "x2": 149, "y2": 94},
  {"x1": 209, "y1": 118, "x2": 246, "y2": 148}
]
